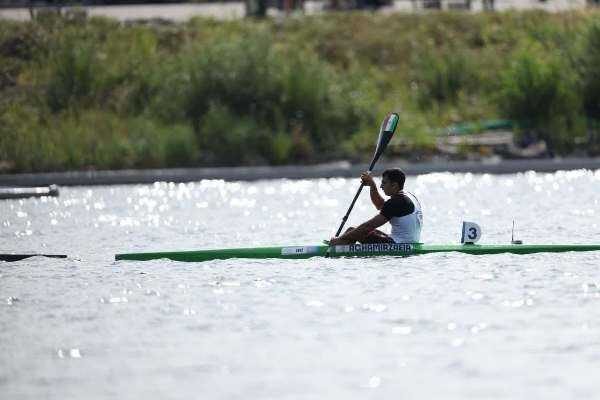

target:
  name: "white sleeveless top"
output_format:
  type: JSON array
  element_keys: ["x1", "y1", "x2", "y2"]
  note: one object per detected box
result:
[{"x1": 386, "y1": 192, "x2": 423, "y2": 243}]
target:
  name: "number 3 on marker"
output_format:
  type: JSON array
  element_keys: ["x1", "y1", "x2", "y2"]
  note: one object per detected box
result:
[
  {"x1": 461, "y1": 221, "x2": 482, "y2": 244},
  {"x1": 468, "y1": 227, "x2": 478, "y2": 240}
]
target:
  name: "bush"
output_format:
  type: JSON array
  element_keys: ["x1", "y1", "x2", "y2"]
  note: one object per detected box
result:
[
  {"x1": 196, "y1": 103, "x2": 269, "y2": 165},
  {"x1": 579, "y1": 20, "x2": 600, "y2": 120},
  {"x1": 44, "y1": 25, "x2": 162, "y2": 114},
  {"x1": 97, "y1": 26, "x2": 161, "y2": 115},
  {"x1": 0, "y1": 103, "x2": 57, "y2": 172},
  {"x1": 46, "y1": 36, "x2": 99, "y2": 112},
  {"x1": 0, "y1": 21, "x2": 48, "y2": 89},
  {"x1": 179, "y1": 31, "x2": 376, "y2": 163},
  {"x1": 182, "y1": 32, "x2": 282, "y2": 129},
  {"x1": 410, "y1": 45, "x2": 476, "y2": 109},
  {"x1": 497, "y1": 44, "x2": 584, "y2": 153},
  {"x1": 0, "y1": 104, "x2": 198, "y2": 172}
]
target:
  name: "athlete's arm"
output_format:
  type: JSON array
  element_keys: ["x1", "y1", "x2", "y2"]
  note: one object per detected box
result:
[
  {"x1": 329, "y1": 214, "x2": 388, "y2": 245},
  {"x1": 361, "y1": 172, "x2": 385, "y2": 210}
]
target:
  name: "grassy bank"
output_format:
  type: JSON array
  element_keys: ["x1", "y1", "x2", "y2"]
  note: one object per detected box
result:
[{"x1": 1, "y1": 10, "x2": 600, "y2": 172}]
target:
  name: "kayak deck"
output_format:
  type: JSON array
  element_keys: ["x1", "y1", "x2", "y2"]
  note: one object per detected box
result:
[{"x1": 115, "y1": 243, "x2": 600, "y2": 262}]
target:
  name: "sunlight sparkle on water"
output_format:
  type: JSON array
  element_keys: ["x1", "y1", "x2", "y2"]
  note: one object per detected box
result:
[
  {"x1": 362, "y1": 376, "x2": 381, "y2": 389},
  {"x1": 2, "y1": 172, "x2": 600, "y2": 399},
  {"x1": 57, "y1": 349, "x2": 82, "y2": 359},
  {"x1": 392, "y1": 326, "x2": 412, "y2": 335}
]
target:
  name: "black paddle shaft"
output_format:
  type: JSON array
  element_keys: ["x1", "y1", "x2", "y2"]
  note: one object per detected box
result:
[
  {"x1": 334, "y1": 180, "x2": 368, "y2": 237},
  {"x1": 332, "y1": 147, "x2": 388, "y2": 236},
  {"x1": 332, "y1": 113, "x2": 399, "y2": 238}
]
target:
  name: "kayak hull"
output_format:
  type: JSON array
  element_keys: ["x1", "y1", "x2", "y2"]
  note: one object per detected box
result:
[{"x1": 115, "y1": 243, "x2": 600, "y2": 262}]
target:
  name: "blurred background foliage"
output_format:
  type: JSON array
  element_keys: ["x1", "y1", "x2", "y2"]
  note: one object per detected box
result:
[{"x1": 1, "y1": 10, "x2": 600, "y2": 172}]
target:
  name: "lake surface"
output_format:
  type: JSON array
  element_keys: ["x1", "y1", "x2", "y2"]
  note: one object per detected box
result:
[{"x1": 2, "y1": 170, "x2": 600, "y2": 399}]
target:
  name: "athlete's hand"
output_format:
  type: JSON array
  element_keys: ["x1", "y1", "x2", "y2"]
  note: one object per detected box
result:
[{"x1": 360, "y1": 172, "x2": 376, "y2": 187}]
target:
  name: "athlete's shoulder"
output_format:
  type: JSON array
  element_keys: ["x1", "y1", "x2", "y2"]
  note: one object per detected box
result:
[
  {"x1": 381, "y1": 193, "x2": 414, "y2": 217},
  {"x1": 392, "y1": 192, "x2": 414, "y2": 204}
]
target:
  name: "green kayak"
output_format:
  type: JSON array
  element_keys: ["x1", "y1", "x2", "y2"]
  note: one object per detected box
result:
[{"x1": 115, "y1": 242, "x2": 600, "y2": 262}]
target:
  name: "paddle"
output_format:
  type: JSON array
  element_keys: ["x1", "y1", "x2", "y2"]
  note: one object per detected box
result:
[{"x1": 330, "y1": 112, "x2": 400, "y2": 240}]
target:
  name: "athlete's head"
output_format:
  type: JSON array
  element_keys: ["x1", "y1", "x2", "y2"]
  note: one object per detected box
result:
[{"x1": 381, "y1": 169, "x2": 405, "y2": 194}]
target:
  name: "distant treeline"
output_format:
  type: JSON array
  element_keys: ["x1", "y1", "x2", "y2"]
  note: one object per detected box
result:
[
  {"x1": 0, "y1": 0, "x2": 311, "y2": 6},
  {"x1": 1, "y1": 11, "x2": 600, "y2": 172},
  {"x1": 0, "y1": 1, "x2": 200, "y2": 6},
  {"x1": 1, "y1": 0, "x2": 392, "y2": 13}
]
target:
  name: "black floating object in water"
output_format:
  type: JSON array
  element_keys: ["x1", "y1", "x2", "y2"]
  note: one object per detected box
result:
[
  {"x1": 0, "y1": 185, "x2": 60, "y2": 200},
  {"x1": 0, "y1": 254, "x2": 67, "y2": 262}
]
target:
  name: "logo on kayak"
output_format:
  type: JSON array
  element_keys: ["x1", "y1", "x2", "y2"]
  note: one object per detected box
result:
[
  {"x1": 336, "y1": 243, "x2": 413, "y2": 253},
  {"x1": 281, "y1": 246, "x2": 321, "y2": 256}
]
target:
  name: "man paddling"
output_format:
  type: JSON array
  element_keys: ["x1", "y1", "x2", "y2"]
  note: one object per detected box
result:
[{"x1": 328, "y1": 168, "x2": 422, "y2": 245}]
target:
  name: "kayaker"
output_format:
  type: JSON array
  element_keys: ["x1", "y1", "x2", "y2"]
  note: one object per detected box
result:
[{"x1": 328, "y1": 168, "x2": 422, "y2": 245}]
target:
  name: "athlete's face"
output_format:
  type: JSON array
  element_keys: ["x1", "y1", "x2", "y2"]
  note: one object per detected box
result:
[{"x1": 380, "y1": 177, "x2": 399, "y2": 196}]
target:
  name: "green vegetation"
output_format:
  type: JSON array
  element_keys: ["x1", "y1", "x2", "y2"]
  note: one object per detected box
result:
[{"x1": 1, "y1": 10, "x2": 599, "y2": 172}]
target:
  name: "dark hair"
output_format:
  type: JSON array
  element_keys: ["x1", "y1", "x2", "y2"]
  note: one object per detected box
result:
[{"x1": 382, "y1": 168, "x2": 405, "y2": 189}]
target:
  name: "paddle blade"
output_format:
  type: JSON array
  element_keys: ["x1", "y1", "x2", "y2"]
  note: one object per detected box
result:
[{"x1": 369, "y1": 112, "x2": 399, "y2": 171}]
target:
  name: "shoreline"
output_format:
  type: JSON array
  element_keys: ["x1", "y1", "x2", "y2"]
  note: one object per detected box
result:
[{"x1": 1, "y1": 157, "x2": 599, "y2": 187}]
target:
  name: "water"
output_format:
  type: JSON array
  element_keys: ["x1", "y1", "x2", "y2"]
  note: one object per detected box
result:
[{"x1": 1, "y1": 170, "x2": 600, "y2": 399}]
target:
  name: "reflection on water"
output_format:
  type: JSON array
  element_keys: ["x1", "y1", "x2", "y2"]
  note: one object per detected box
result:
[{"x1": 1, "y1": 171, "x2": 600, "y2": 399}]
